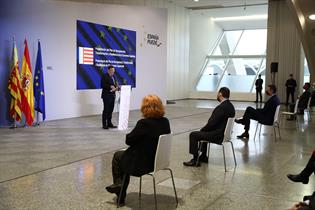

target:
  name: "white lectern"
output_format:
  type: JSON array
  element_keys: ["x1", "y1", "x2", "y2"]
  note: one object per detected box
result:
[{"x1": 118, "y1": 85, "x2": 131, "y2": 130}]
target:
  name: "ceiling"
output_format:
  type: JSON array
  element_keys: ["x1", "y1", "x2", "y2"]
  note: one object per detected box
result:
[
  {"x1": 184, "y1": 1, "x2": 269, "y2": 30},
  {"x1": 170, "y1": 0, "x2": 268, "y2": 9}
]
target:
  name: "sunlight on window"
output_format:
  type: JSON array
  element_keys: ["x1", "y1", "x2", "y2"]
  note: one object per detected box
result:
[{"x1": 196, "y1": 29, "x2": 267, "y2": 93}]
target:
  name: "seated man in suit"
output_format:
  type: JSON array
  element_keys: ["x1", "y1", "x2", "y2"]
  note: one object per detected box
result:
[
  {"x1": 297, "y1": 82, "x2": 311, "y2": 114},
  {"x1": 235, "y1": 84, "x2": 280, "y2": 139},
  {"x1": 183, "y1": 87, "x2": 235, "y2": 167},
  {"x1": 105, "y1": 95, "x2": 171, "y2": 207},
  {"x1": 288, "y1": 82, "x2": 311, "y2": 120}
]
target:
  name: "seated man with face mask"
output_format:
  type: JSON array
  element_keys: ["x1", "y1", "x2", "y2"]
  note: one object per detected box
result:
[
  {"x1": 235, "y1": 84, "x2": 280, "y2": 140},
  {"x1": 183, "y1": 87, "x2": 235, "y2": 167}
]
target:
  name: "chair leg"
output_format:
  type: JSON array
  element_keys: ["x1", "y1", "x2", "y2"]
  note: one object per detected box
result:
[
  {"x1": 296, "y1": 115, "x2": 300, "y2": 129},
  {"x1": 229, "y1": 141, "x2": 237, "y2": 167},
  {"x1": 277, "y1": 123, "x2": 281, "y2": 140},
  {"x1": 197, "y1": 141, "x2": 208, "y2": 165},
  {"x1": 207, "y1": 143, "x2": 210, "y2": 158},
  {"x1": 222, "y1": 144, "x2": 227, "y2": 172},
  {"x1": 117, "y1": 174, "x2": 127, "y2": 208},
  {"x1": 151, "y1": 175, "x2": 157, "y2": 210},
  {"x1": 254, "y1": 122, "x2": 259, "y2": 140},
  {"x1": 166, "y1": 168, "x2": 178, "y2": 207},
  {"x1": 196, "y1": 142, "x2": 202, "y2": 164},
  {"x1": 139, "y1": 176, "x2": 142, "y2": 198},
  {"x1": 273, "y1": 125, "x2": 277, "y2": 142},
  {"x1": 259, "y1": 123, "x2": 262, "y2": 136}
]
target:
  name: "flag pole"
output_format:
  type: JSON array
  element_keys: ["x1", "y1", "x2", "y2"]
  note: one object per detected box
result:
[
  {"x1": 36, "y1": 39, "x2": 40, "y2": 127},
  {"x1": 10, "y1": 114, "x2": 17, "y2": 129},
  {"x1": 10, "y1": 36, "x2": 17, "y2": 129},
  {"x1": 35, "y1": 111, "x2": 39, "y2": 126}
]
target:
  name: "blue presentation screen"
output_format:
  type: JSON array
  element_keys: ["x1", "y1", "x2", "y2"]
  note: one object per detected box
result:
[{"x1": 76, "y1": 20, "x2": 136, "y2": 90}]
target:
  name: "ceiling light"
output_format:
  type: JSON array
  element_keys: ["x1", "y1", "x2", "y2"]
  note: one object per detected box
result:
[
  {"x1": 193, "y1": 0, "x2": 199, "y2": 2},
  {"x1": 213, "y1": 15, "x2": 268, "y2": 22},
  {"x1": 309, "y1": 14, "x2": 315, "y2": 20}
]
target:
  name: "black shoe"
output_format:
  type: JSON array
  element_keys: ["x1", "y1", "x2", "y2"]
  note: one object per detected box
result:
[
  {"x1": 183, "y1": 159, "x2": 200, "y2": 167},
  {"x1": 199, "y1": 155, "x2": 208, "y2": 163},
  {"x1": 108, "y1": 124, "x2": 117, "y2": 128},
  {"x1": 287, "y1": 174, "x2": 309, "y2": 184},
  {"x1": 304, "y1": 195, "x2": 313, "y2": 201},
  {"x1": 116, "y1": 197, "x2": 125, "y2": 207},
  {"x1": 106, "y1": 184, "x2": 122, "y2": 195},
  {"x1": 103, "y1": 126, "x2": 109, "y2": 129},
  {"x1": 237, "y1": 132, "x2": 249, "y2": 139},
  {"x1": 234, "y1": 118, "x2": 243, "y2": 124}
]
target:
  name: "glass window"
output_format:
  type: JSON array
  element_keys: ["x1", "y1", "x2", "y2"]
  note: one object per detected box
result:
[
  {"x1": 196, "y1": 58, "x2": 228, "y2": 91},
  {"x1": 304, "y1": 58, "x2": 310, "y2": 83},
  {"x1": 234, "y1": 29, "x2": 267, "y2": 55},
  {"x1": 221, "y1": 58, "x2": 265, "y2": 92},
  {"x1": 196, "y1": 29, "x2": 267, "y2": 93},
  {"x1": 213, "y1": 30, "x2": 242, "y2": 55}
]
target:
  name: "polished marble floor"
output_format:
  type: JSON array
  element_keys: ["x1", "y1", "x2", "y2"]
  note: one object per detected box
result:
[{"x1": 0, "y1": 100, "x2": 314, "y2": 210}]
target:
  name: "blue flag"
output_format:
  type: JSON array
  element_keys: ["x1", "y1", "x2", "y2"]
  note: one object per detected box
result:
[{"x1": 34, "y1": 41, "x2": 46, "y2": 121}]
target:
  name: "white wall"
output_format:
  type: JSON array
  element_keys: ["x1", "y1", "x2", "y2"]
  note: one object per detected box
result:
[
  {"x1": 80, "y1": 0, "x2": 191, "y2": 100},
  {"x1": 266, "y1": 1, "x2": 302, "y2": 103},
  {"x1": 188, "y1": 12, "x2": 223, "y2": 98},
  {"x1": 287, "y1": 0, "x2": 315, "y2": 82},
  {"x1": 0, "y1": 0, "x2": 167, "y2": 123}
]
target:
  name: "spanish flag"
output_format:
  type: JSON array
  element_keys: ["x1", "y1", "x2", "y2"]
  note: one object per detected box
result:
[
  {"x1": 8, "y1": 41, "x2": 23, "y2": 122},
  {"x1": 21, "y1": 39, "x2": 34, "y2": 126}
]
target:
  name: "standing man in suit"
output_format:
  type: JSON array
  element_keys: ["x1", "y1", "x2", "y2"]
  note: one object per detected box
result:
[
  {"x1": 255, "y1": 74, "x2": 263, "y2": 103},
  {"x1": 286, "y1": 74, "x2": 297, "y2": 105},
  {"x1": 101, "y1": 65, "x2": 119, "y2": 129},
  {"x1": 235, "y1": 84, "x2": 280, "y2": 139},
  {"x1": 183, "y1": 87, "x2": 235, "y2": 167}
]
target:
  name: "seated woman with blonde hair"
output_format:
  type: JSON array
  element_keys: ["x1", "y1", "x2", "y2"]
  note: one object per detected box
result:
[{"x1": 105, "y1": 94, "x2": 171, "y2": 207}]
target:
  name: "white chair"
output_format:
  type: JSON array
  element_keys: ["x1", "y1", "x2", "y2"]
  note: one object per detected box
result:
[
  {"x1": 254, "y1": 105, "x2": 281, "y2": 141},
  {"x1": 196, "y1": 117, "x2": 236, "y2": 172},
  {"x1": 305, "y1": 97, "x2": 312, "y2": 121},
  {"x1": 282, "y1": 99, "x2": 299, "y2": 127},
  {"x1": 117, "y1": 133, "x2": 178, "y2": 209}
]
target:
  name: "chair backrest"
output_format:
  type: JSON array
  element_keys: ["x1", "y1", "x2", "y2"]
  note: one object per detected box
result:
[
  {"x1": 293, "y1": 99, "x2": 299, "y2": 114},
  {"x1": 153, "y1": 133, "x2": 172, "y2": 173},
  {"x1": 273, "y1": 105, "x2": 281, "y2": 123},
  {"x1": 223, "y1": 117, "x2": 235, "y2": 142}
]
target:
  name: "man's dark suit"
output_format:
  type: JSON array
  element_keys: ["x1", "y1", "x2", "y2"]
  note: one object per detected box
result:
[
  {"x1": 101, "y1": 73, "x2": 117, "y2": 127},
  {"x1": 239, "y1": 94, "x2": 280, "y2": 131},
  {"x1": 189, "y1": 100, "x2": 235, "y2": 157},
  {"x1": 286, "y1": 78, "x2": 297, "y2": 104},
  {"x1": 255, "y1": 78, "x2": 263, "y2": 102},
  {"x1": 111, "y1": 117, "x2": 171, "y2": 197},
  {"x1": 298, "y1": 90, "x2": 311, "y2": 111}
]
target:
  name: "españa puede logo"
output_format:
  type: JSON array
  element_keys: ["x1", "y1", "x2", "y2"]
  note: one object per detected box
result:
[{"x1": 79, "y1": 47, "x2": 94, "y2": 65}]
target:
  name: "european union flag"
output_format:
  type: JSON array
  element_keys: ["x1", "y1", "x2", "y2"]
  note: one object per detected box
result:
[{"x1": 34, "y1": 41, "x2": 46, "y2": 121}]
